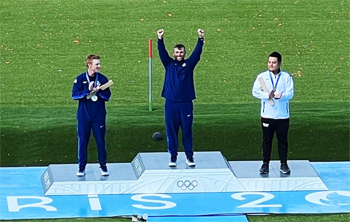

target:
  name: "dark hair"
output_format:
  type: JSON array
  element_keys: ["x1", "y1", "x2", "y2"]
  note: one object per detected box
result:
[
  {"x1": 269, "y1": 51, "x2": 282, "y2": 63},
  {"x1": 173, "y1": 44, "x2": 186, "y2": 51},
  {"x1": 85, "y1": 54, "x2": 100, "y2": 67}
]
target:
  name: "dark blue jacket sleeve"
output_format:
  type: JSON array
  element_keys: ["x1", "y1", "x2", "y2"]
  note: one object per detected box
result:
[
  {"x1": 187, "y1": 38, "x2": 204, "y2": 68},
  {"x1": 157, "y1": 38, "x2": 172, "y2": 67},
  {"x1": 72, "y1": 76, "x2": 89, "y2": 100}
]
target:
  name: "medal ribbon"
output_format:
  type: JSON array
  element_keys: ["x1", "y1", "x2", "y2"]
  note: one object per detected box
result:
[
  {"x1": 85, "y1": 72, "x2": 99, "y2": 88},
  {"x1": 269, "y1": 72, "x2": 281, "y2": 90}
]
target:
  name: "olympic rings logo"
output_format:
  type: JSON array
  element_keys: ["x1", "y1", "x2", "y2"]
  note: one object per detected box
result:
[{"x1": 177, "y1": 180, "x2": 198, "y2": 190}]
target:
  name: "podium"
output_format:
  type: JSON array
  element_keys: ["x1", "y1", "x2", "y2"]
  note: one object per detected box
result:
[
  {"x1": 41, "y1": 151, "x2": 328, "y2": 195},
  {"x1": 229, "y1": 160, "x2": 328, "y2": 191}
]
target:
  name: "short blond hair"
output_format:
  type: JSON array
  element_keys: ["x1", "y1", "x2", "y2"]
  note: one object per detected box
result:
[{"x1": 85, "y1": 54, "x2": 100, "y2": 67}]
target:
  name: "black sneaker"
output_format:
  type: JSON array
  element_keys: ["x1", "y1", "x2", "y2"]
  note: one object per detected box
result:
[
  {"x1": 100, "y1": 165, "x2": 109, "y2": 176},
  {"x1": 280, "y1": 163, "x2": 291, "y2": 174},
  {"x1": 169, "y1": 156, "x2": 177, "y2": 167},
  {"x1": 186, "y1": 156, "x2": 196, "y2": 167},
  {"x1": 259, "y1": 163, "x2": 269, "y2": 174},
  {"x1": 76, "y1": 167, "x2": 85, "y2": 177}
]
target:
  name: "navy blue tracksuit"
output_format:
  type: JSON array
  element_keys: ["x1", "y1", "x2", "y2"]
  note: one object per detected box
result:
[
  {"x1": 158, "y1": 38, "x2": 204, "y2": 159},
  {"x1": 72, "y1": 72, "x2": 111, "y2": 169}
]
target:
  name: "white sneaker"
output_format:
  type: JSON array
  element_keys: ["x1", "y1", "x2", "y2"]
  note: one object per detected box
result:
[
  {"x1": 186, "y1": 157, "x2": 196, "y2": 167},
  {"x1": 169, "y1": 156, "x2": 177, "y2": 167},
  {"x1": 100, "y1": 166, "x2": 109, "y2": 176},
  {"x1": 169, "y1": 161, "x2": 177, "y2": 167},
  {"x1": 76, "y1": 169, "x2": 85, "y2": 177}
]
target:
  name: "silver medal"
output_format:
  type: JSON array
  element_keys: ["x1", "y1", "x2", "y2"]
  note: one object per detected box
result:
[{"x1": 91, "y1": 95, "x2": 98, "y2": 102}]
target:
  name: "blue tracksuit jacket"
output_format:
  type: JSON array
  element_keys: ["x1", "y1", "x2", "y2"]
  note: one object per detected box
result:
[
  {"x1": 158, "y1": 38, "x2": 204, "y2": 102},
  {"x1": 72, "y1": 72, "x2": 111, "y2": 121}
]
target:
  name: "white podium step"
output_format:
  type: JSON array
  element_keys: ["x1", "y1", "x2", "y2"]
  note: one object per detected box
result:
[
  {"x1": 41, "y1": 152, "x2": 244, "y2": 195},
  {"x1": 229, "y1": 160, "x2": 328, "y2": 191},
  {"x1": 41, "y1": 152, "x2": 328, "y2": 195}
]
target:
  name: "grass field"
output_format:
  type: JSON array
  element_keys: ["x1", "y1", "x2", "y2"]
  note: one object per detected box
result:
[{"x1": 0, "y1": 0, "x2": 349, "y2": 221}]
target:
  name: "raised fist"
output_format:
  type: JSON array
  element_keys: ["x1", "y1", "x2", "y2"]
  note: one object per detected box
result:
[
  {"x1": 198, "y1": 29, "x2": 204, "y2": 38},
  {"x1": 157, "y1": 29, "x2": 164, "y2": 39}
]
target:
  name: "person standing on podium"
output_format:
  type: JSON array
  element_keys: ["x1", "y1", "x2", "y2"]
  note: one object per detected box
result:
[
  {"x1": 252, "y1": 52, "x2": 294, "y2": 174},
  {"x1": 72, "y1": 54, "x2": 111, "y2": 177},
  {"x1": 157, "y1": 28, "x2": 205, "y2": 168}
]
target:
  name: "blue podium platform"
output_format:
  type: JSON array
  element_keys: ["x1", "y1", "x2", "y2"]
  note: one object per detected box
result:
[{"x1": 1, "y1": 160, "x2": 349, "y2": 220}]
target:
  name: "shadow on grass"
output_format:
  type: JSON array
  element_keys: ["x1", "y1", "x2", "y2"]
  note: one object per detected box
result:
[{"x1": 1, "y1": 117, "x2": 348, "y2": 167}]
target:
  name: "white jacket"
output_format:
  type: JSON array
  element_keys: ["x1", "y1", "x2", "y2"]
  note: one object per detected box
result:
[{"x1": 252, "y1": 70, "x2": 294, "y2": 119}]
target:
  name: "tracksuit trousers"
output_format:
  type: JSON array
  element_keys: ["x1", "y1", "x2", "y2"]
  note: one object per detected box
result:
[
  {"x1": 261, "y1": 117, "x2": 289, "y2": 163},
  {"x1": 165, "y1": 100, "x2": 194, "y2": 159},
  {"x1": 77, "y1": 119, "x2": 107, "y2": 169}
]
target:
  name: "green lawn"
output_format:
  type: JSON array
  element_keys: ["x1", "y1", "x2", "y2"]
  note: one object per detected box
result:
[
  {"x1": 1, "y1": 102, "x2": 349, "y2": 166},
  {"x1": 0, "y1": 0, "x2": 349, "y2": 221}
]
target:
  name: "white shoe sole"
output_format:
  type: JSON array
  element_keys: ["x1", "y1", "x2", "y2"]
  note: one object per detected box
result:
[
  {"x1": 100, "y1": 169, "x2": 109, "y2": 176},
  {"x1": 169, "y1": 162, "x2": 177, "y2": 167},
  {"x1": 186, "y1": 160, "x2": 196, "y2": 167},
  {"x1": 280, "y1": 169, "x2": 290, "y2": 174},
  {"x1": 76, "y1": 171, "x2": 85, "y2": 177}
]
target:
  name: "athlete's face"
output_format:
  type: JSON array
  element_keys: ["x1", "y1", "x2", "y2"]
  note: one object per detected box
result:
[
  {"x1": 268, "y1": 57, "x2": 280, "y2": 73},
  {"x1": 173, "y1": 47, "x2": 186, "y2": 61},
  {"x1": 88, "y1": 59, "x2": 101, "y2": 74}
]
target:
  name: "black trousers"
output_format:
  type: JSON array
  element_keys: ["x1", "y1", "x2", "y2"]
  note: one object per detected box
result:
[{"x1": 261, "y1": 118, "x2": 289, "y2": 163}]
